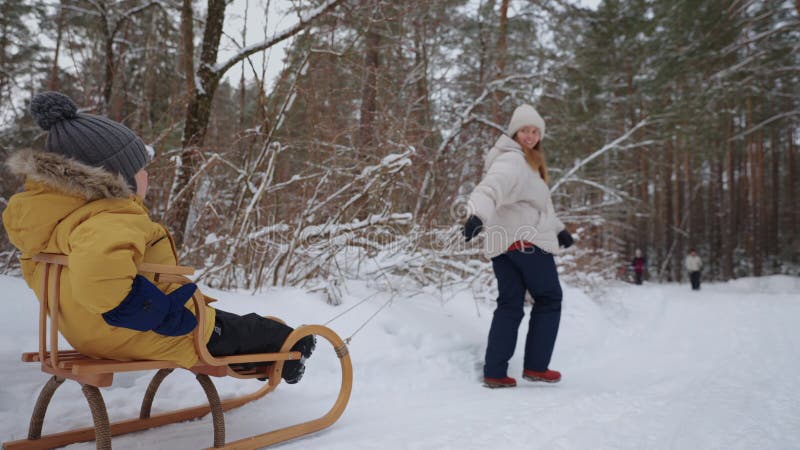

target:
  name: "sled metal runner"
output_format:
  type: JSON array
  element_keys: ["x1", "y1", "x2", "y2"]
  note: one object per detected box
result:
[{"x1": 2, "y1": 253, "x2": 353, "y2": 450}]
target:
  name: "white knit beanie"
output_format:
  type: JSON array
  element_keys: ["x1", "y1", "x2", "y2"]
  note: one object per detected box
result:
[{"x1": 506, "y1": 104, "x2": 546, "y2": 139}]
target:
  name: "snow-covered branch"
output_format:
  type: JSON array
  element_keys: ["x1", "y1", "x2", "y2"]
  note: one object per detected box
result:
[
  {"x1": 728, "y1": 110, "x2": 800, "y2": 142},
  {"x1": 62, "y1": 5, "x2": 102, "y2": 17},
  {"x1": 551, "y1": 118, "x2": 649, "y2": 193},
  {"x1": 166, "y1": 153, "x2": 221, "y2": 211},
  {"x1": 113, "y1": 1, "x2": 165, "y2": 37},
  {"x1": 470, "y1": 115, "x2": 506, "y2": 133},
  {"x1": 554, "y1": 177, "x2": 630, "y2": 207},
  {"x1": 306, "y1": 148, "x2": 413, "y2": 217},
  {"x1": 211, "y1": 0, "x2": 345, "y2": 78}
]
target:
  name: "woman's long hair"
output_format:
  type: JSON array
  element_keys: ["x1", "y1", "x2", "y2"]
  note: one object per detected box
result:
[{"x1": 520, "y1": 140, "x2": 549, "y2": 183}]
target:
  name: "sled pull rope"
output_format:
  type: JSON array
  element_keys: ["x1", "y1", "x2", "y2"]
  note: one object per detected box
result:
[
  {"x1": 323, "y1": 290, "x2": 392, "y2": 344},
  {"x1": 323, "y1": 291, "x2": 379, "y2": 326}
]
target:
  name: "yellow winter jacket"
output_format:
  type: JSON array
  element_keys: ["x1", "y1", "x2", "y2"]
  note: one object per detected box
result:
[{"x1": 2, "y1": 150, "x2": 215, "y2": 368}]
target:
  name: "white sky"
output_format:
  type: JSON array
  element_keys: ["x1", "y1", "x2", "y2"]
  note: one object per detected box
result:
[
  {"x1": 218, "y1": 0, "x2": 603, "y2": 89},
  {"x1": 579, "y1": 0, "x2": 602, "y2": 9},
  {"x1": 217, "y1": 0, "x2": 296, "y2": 90}
]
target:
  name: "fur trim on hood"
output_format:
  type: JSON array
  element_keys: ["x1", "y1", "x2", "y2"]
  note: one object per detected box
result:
[{"x1": 5, "y1": 149, "x2": 134, "y2": 200}]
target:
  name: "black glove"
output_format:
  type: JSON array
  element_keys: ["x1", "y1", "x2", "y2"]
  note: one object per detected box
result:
[
  {"x1": 557, "y1": 229, "x2": 574, "y2": 249},
  {"x1": 463, "y1": 215, "x2": 484, "y2": 242}
]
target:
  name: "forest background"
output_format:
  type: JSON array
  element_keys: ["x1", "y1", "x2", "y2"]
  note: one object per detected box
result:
[{"x1": 1, "y1": 0, "x2": 798, "y2": 302}]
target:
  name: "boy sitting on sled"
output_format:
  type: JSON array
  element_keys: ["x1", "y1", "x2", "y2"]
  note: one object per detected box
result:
[{"x1": 2, "y1": 91, "x2": 313, "y2": 382}]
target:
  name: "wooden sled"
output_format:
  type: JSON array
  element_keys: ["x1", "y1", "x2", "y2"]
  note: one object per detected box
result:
[{"x1": 2, "y1": 253, "x2": 353, "y2": 450}]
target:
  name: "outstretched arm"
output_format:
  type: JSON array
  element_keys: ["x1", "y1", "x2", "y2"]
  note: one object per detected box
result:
[{"x1": 467, "y1": 154, "x2": 520, "y2": 224}]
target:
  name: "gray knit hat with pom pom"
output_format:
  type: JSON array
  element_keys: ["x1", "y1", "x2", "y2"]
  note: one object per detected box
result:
[{"x1": 29, "y1": 91, "x2": 150, "y2": 191}]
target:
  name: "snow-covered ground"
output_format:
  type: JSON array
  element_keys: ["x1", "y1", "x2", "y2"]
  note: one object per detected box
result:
[{"x1": 1, "y1": 274, "x2": 798, "y2": 449}]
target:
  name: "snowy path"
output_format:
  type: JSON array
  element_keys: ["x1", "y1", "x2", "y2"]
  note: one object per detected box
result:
[{"x1": 1, "y1": 275, "x2": 798, "y2": 449}]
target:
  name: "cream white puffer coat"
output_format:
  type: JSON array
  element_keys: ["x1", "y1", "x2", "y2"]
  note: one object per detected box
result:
[
  {"x1": 684, "y1": 254, "x2": 703, "y2": 272},
  {"x1": 467, "y1": 135, "x2": 566, "y2": 258}
]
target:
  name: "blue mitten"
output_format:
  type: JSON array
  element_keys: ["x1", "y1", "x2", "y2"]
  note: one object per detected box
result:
[
  {"x1": 102, "y1": 275, "x2": 198, "y2": 336},
  {"x1": 153, "y1": 283, "x2": 199, "y2": 336}
]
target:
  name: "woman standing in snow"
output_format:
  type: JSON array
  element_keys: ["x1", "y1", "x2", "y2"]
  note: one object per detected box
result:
[{"x1": 463, "y1": 104, "x2": 573, "y2": 388}]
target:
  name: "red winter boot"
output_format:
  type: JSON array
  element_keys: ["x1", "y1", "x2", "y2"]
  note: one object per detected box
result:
[
  {"x1": 522, "y1": 369, "x2": 561, "y2": 383},
  {"x1": 483, "y1": 376, "x2": 517, "y2": 388}
]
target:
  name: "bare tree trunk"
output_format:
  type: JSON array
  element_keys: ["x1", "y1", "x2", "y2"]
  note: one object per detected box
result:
[
  {"x1": 745, "y1": 97, "x2": 759, "y2": 276},
  {"x1": 663, "y1": 137, "x2": 674, "y2": 281},
  {"x1": 48, "y1": 0, "x2": 66, "y2": 91},
  {"x1": 137, "y1": 11, "x2": 158, "y2": 132},
  {"x1": 238, "y1": 0, "x2": 249, "y2": 130},
  {"x1": 171, "y1": 0, "x2": 227, "y2": 246},
  {"x1": 408, "y1": 10, "x2": 432, "y2": 214},
  {"x1": 745, "y1": 134, "x2": 755, "y2": 276},
  {"x1": 358, "y1": 0, "x2": 380, "y2": 151},
  {"x1": 639, "y1": 149, "x2": 649, "y2": 251},
  {"x1": 684, "y1": 145, "x2": 692, "y2": 246},
  {"x1": 754, "y1": 128, "x2": 765, "y2": 276},
  {"x1": 180, "y1": 0, "x2": 195, "y2": 99},
  {"x1": 739, "y1": 134, "x2": 749, "y2": 268},
  {"x1": 101, "y1": 9, "x2": 114, "y2": 113},
  {"x1": 789, "y1": 128, "x2": 799, "y2": 264},
  {"x1": 476, "y1": 0, "x2": 496, "y2": 88},
  {"x1": 672, "y1": 137, "x2": 682, "y2": 282},
  {"x1": 713, "y1": 149, "x2": 724, "y2": 279},
  {"x1": 724, "y1": 115, "x2": 735, "y2": 279},
  {"x1": 410, "y1": 13, "x2": 431, "y2": 144},
  {"x1": 492, "y1": 0, "x2": 509, "y2": 123},
  {"x1": 769, "y1": 128, "x2": 779, "y2": 265},
  {"x1": 110, "y1": 26, "x2": 131, "y2": 121},
  {"x1": 0, "y1": 2, "x2": 7, "y2": 101}
]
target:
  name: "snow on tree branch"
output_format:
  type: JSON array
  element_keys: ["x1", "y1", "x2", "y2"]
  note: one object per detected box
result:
[
  {"x1": 728, "y1": 110, "x2": 800, "y2": 142},
  {"x1": 113, "y1": 1, "x2": 165, "y2": 37},
  {"x1": 62, "y1": 5, "x2": 102, "y2": 17},
  {"x1": 551, "y1": 118, "x2": 649, "y2": 193},
  {"x1": 306, "y1": 147, "x2": 413, "y2": 217},
  {"x1": 211, "y1": 0, "x2": 345, "y2": 78}
]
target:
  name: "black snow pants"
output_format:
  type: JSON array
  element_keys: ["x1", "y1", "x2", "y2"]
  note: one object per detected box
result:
[
  {"x1": 206, "y1": 309, "x2": 293, "y2": 359},
  {"x1": 690, "y1": 271, "x2": 701, "y2": 290}
]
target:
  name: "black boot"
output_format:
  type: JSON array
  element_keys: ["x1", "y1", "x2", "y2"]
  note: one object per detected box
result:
[{"x1": 282, "y1": 335, "x2": 316, "y2": 384}]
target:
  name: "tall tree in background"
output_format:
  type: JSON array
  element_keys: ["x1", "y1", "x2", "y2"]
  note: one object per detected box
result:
[
  {"x1": 0, "y1": 1, "x2": 44, "y2": 116},
  {"x1": 357, "y1": 0, "x2": 380, "y2": 151},
  {"x1": 169, "y1": 0, "x2": 346, "y2": 246},
  {"x1": 78, "y1": 0, "x2": 164, "y2": 115}
]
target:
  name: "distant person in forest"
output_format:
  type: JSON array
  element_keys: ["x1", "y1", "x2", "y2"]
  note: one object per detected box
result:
[
  {"x1": 632, "y1": 249, "x2": 647, "y2": 285},
  {"x1": 462, "y1": 104, "x2": 574, "y2": 388},
  {"x1": 684, "y1": 249, "x2": 703, "y2": 291},
  {"x1": 2, "y1": 91, "x2": 313, "y2": 382}
]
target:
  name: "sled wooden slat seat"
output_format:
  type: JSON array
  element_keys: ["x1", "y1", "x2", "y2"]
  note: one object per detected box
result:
[
  {"x1": 20, "y1": 350, "x2": 303, "y2": 378},
  {"x1": 2, "y1": 253, "x2": 353, "y2": 450}
]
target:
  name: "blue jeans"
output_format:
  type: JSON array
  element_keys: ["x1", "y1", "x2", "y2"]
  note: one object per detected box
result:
[{"x1": 484, "y1": 247, "x2": 563, "y2": 378}]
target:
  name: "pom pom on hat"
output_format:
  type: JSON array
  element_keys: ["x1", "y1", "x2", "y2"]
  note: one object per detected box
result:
[
  {"x1": 29, "y1": 91, "x2": 78, "y2": 131},
  {"x1": 507, "y1": 104, "x2": 546, "y2": 139}
]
